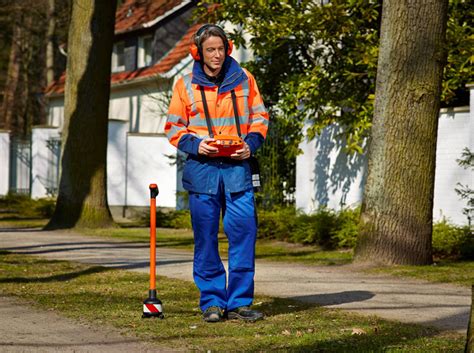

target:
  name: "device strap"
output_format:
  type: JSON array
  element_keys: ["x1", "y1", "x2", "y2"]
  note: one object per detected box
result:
[
  {"x1": 199, "y1": 86, "x2": 214, "y2": 138},
  {"x1": 230, "y1": 89, "x2": 242, "y2": 138},
  {"x1": 199, "y1": 86, "x2": 242, "y2": 139}
]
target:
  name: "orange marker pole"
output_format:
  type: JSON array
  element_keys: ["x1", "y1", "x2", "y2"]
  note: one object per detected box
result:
[
  {"x1": 142, "y1": 183, "x2": 164, "y2": 319},
  {"x1": 149, "y1": 184, "x2": 157, "y2": 291}
]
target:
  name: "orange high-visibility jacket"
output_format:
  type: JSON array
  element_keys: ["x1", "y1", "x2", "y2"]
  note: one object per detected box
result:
[
  {"x1": 165, "y1": 70, "x2": 268, "y2": 150},
  {"x1": 164, "y1": 57, "x2": 269, "y2": 194}
]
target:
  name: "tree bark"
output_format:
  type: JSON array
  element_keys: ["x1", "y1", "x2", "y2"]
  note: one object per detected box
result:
[
  {"x1": 354, "y1": 0, "x2": 448, "y2": 265},
  {"x1": 46, "y1": 0, "x2": 117, "y2": 229},
  {"x1": 46, "y1": 0, "x2": 55, "y2": 85},
  {"x1": 0, "y1": 23, "x2": 22, "y2": 132}
]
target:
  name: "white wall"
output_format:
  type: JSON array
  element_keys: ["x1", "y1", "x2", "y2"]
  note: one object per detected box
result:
[
  {"x1": 296, "y1": 104, "x2": 473, "y2": 225},
  {"x1": 125, "y1": 134, "x2": 178, "y2": 208},
  {"x1": 31, "y1": 127, "x2": 61, "y2": 199},
  {"x1": 296, "y1": 124, "x2": 366, "y2": 213},
  {"x1": 47, "y1": 98, "x2": 64, "y2": 129},
  {"x1": 107, "y1": 120, "x2": 129, "y2": 205},
  {"x1": 434, "y1": 107, "x2": 473, "y2": 224},
  {"x1": 0, "y1": 131, "x2": 10, "y2": 196}
]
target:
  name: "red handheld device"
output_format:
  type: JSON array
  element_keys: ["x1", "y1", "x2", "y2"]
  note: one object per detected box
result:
[{"x1": 208, "y1": 135, "x2": 244, "y2": 157}]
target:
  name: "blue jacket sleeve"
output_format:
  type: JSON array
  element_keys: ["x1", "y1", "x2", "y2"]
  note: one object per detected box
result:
[
  {"x1": 244, "y1": 132, "x2": 265, "y2": 154},
  {"x1": 177, "y1": 134, "x2": 202, "y2": 156}
]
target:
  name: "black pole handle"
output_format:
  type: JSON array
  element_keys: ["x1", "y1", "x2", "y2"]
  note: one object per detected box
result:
[{"x1": 149, "y1": 184, "x2": 159, "y2": 199}]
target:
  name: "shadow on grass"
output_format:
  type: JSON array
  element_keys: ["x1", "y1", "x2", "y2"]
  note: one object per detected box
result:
[
  {"x1": 1, "y1": 241, "x2": 149, "y2": 255},
  {"x1": 0, "y1": 266, "x2": 110, "y2": 284},
  {"x1": 290, "y1": 291, "x2": 375, "y2": 307}
]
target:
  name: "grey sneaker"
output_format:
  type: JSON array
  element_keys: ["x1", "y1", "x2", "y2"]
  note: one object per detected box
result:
[
  {"x1": 203, "y1": 306, "x2": 224, "y2": 323},
  {"x1": 227, "y1": 306, "x2": 263, "y2": 322}
]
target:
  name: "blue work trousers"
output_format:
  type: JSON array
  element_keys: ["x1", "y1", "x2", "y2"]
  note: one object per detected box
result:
[{"x1": 189, "y1": 182, "x2": 257, "y2": 312}]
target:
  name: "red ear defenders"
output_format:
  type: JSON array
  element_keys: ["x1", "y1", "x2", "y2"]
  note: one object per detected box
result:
[{"x1": 190, "y1": 24, "x2": 233, "y2": 61}]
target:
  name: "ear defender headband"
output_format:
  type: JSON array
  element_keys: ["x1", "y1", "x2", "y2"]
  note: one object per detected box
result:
[{"x1": 190, "y1": 24, "x2": 233, "y2": 61}]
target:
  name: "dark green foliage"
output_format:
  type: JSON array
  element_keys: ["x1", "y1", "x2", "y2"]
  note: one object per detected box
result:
[
  {"x1": 442, "y1": 0, "x2": 473, "y2": 107},
  {"x1": 155, "y1": 209, "x2": 192, "y2": 229},
  {"x1": 432, "y1": 220, "x2": 474, "y2": 260},
  {"x1": 0, "y1": 193, "x2": 55, "y2": 219},
  {"x1": 257, "y1": 206, "x2": 360, "y2": 249}
]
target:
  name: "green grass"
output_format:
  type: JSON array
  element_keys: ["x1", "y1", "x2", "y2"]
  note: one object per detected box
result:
[
  {"x1": 0, "y1": 218, "x2": 48, "y2": 229},
  {"x1": 366, "y1": 261, "x2": 474, "y2": 287},
  {"x1": 0, "y1": 251, "x2": 464, "y2": 352}
]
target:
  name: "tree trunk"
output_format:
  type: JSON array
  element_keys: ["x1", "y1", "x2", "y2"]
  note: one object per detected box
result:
[
  {"x1": 46, "y1": 0, "x2": 117, "y2": 229},
  {"x1": 46, "y1": 0, "x2": 55, "y2": 85},
  {"x1": 354, "y1": 0, "x2": 448, "y2": 265},
  {"x1": 0, "y1": 23, "x2": 22, "y2": 132}
]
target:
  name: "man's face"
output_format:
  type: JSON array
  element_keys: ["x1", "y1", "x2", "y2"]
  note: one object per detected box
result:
[{"x1": 201, "y1": 35, "x2": 225, "y2": 76}]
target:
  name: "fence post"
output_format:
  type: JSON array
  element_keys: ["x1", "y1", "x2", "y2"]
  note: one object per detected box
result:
[{"x1": 0, "y1": 130, "x2": 10, "y2": 196}]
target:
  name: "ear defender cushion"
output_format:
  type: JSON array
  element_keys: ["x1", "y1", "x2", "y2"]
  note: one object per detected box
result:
[
  {"x1": 189, "y1": 25, "x2": 233, "y2": 60},
  {"x1": 190, "y1": 43, "x2": 200, "y2": 60},
  {"x1": 227, "y1": 40, "x2": 233, "y2": 56}
]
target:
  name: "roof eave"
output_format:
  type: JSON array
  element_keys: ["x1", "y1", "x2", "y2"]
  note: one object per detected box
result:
[{"x1": 115, "y1": 0, "x2": 193, "y2": 35}]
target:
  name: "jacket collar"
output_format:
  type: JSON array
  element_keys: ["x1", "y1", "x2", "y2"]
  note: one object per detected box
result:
[{"x1": 191, "y1": 56, "x2": 247, "y2": 93}]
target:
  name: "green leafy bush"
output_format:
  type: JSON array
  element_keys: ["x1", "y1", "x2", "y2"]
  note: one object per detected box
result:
[
  {"x1": 155, "y1": 209, "x2": 192, "y2": 229},
  {"x1": 0, "y1": 194, "x2": 55, "y2": 219},
  {"x1": 332, "y1": 207, "x2": 361, "y2": 249},
  {"x1": 257, "y1": 206, "x2": 360, "y2": 249},
  {"x1": 433, "y1": 219, "x2": 473, "y2": 260}
]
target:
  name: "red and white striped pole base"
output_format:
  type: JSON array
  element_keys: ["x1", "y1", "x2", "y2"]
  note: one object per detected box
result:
[{"x1": 143, "y1": 290, "x2": 163, "y2": 319}]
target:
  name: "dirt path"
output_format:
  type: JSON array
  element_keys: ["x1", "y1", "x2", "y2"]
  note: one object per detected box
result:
[{"x1": 0, "y1": 295, "x2": 176, "y2": 352}]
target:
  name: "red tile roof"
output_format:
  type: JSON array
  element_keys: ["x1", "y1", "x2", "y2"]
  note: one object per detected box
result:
[
  {"x1": 45, "y1": 21, "x2": 200, "y2": 96},
  {"x1": 115, "y1": 0, "x2": 188, "y2": 34}
]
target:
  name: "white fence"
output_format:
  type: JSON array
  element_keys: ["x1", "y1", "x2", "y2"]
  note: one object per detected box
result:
[
  {"x1": 296, "y1": 105, "x2": 473, "y2": 225},
  {"x1": 0, "y1": 125, "x2": 181, "y2": 211},
  {"x1": 107, "y1": 120, "x2": 181, "y2": 209}
]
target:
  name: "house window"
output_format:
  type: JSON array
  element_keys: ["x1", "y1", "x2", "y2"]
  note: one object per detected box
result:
[
  {"x1": 138, "y1": 35, "x2": 153, "y2": 68},
  {"x1": 112, "y1": 41, "x2": 125, "y2": 72}
]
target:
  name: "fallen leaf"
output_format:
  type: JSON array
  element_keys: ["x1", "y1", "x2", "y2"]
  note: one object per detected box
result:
[
  {"x1": 281, "y1": 329, "x2": 291, "y2": 336},
  {"x1": 296, "y1": 331, "x2": 303, "y2": 337},
  {"x1": 307, "y1": 328, "x2": 314, "y2": 333},
  {"x1": 189, "y1": 325, "x2": 197, "y2": 329}
]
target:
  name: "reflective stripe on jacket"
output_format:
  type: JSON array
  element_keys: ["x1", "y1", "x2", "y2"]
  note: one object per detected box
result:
[{"x1": 165, "y1": 56, "x2": 269, "y2": 195}]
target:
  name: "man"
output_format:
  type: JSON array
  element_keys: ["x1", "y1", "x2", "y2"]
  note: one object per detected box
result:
[{"x1": 165, "y1": 24, "x2": 269, "y2": 323}]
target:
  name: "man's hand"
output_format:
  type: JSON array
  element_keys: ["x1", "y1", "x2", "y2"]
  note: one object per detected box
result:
[
  {"x1": 198, "y1": 138, "x2": 219, "y2": 156},
  {"x1": 231, "y1": 142, "x2": 251, "y2": 160}
]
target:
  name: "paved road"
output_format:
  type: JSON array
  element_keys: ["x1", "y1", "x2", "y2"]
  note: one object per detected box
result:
[{"x1": 0, "y1": 229, "x2": 470, "y2": 334}]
